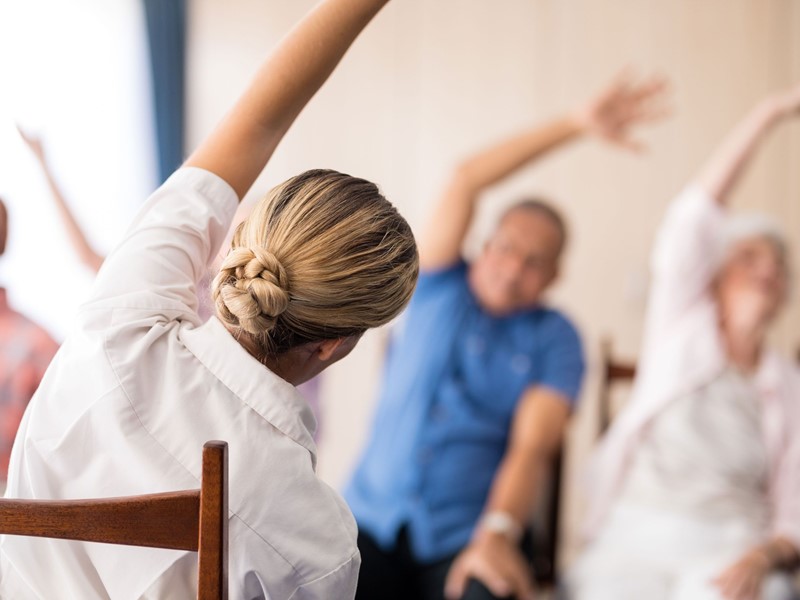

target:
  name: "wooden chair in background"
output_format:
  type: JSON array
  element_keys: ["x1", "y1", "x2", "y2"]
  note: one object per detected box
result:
[
  {"x1": 597, "y1": 338, "x2": 637, "y2": 435},
  {"x1": 0, "y1": 440, "x2": 229, "y2": 600},
  {"x1": 599, "y1": 340, "x2": 800, "y2": 434},
  {"x1": 529, "y1": 449, "x2": 563, "y2": 591},
  {"x1": 531, "y1": 334, "x2": 633, "y2": 592}
]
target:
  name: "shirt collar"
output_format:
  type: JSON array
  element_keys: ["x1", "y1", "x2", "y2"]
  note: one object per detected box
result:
[{"x1": 181, "y1": 316, "x2": 318, "y2": 465}]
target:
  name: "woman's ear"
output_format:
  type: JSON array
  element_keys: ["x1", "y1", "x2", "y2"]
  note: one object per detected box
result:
[{"x1": 315, "y1": 338, "x2": 349, "y2": 361}]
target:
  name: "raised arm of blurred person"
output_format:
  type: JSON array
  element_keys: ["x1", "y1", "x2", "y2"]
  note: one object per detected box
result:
[
  {"x1": 420, "y1": 73, "x2": 669, "y2": 273},
  {"x1": 695, "y1": 83, "x2": 800, "y2": 206},
  {"x1": 17, "y1": 127, "x2": 105, "y2": 272}
]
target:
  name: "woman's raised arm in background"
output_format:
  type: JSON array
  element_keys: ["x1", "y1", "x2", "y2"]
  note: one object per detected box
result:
[
  {"x1": 695, "y1": 83, "x2": 800, "y2": 205},
  {"x1": 17, "y1": 127, "x2": 105, "y2": 273}
]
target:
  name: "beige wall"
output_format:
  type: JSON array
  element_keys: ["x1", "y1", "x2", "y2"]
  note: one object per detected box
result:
[{"x1": 187, "y1": 0, "x2": 800, "y2": 565}]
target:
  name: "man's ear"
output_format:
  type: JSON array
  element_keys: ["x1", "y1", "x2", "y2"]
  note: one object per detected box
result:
[{"x1": 315, "y1": 338, "x2": 348, "y2": 361}]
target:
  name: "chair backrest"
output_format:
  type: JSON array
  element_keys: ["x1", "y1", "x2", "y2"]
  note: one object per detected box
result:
[
  {"x1": 0, "y1": 440, "x2": 229, "y2": 600},
  {"x1": 598, "y1": 338, "x2": 637, "y2": 435},
  {"x1": 529, "y1": 448, "x2": 563, "y2": 588}
]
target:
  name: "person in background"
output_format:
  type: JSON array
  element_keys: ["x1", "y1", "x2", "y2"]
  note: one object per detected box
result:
[
  {"x1": 568, "y1": 84, "x2": 800, "y2": 600},
  {"x1": 0, "y1": 0, "x2": 417, "y2": 598},
  {"x1": 0, "y1": 198, "x2": 58, "y2": 484},
  {"x1": 346, "y1": 73, "x2": 668, "y2": 600}
]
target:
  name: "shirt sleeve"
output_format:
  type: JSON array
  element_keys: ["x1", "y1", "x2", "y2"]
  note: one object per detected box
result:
[
  {"x1": 533, "y1": 315, "x2": 585, "y2": 407},
  {"x1": 288, "y1": 554, "x2": 359, "y2": 600},
  {"x1": 646, "y1": 185, "x2": 725, "y2": 339},
  {"x1": 85, "y1": 167, "x2": 239, "y2": 319}
]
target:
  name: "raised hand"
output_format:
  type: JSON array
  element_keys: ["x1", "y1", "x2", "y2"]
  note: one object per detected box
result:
[{"x1": 575, "y1": 72, "x2": 670, "y2": 152}]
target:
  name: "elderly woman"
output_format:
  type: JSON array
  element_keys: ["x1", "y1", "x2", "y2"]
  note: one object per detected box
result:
[{"x1": 568, "y1": 84, "x2": 800, "y2": 600}]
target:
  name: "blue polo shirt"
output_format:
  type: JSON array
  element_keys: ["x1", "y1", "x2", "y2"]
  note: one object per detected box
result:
[{"x1": 344, "y1": 261, "x2": 584, "y2": 562}]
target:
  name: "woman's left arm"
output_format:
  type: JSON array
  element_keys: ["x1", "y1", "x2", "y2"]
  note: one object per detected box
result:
[{"x1": 695, "y1": 83, "x2": 800, "y2": 206}]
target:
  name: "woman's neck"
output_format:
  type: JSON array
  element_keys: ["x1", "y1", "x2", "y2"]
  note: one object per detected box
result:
[
  {"x1": 224, "y1": 325, "x2": 301, "y2": 385},
  {"x1": 722, "y1": 320, "x2": 766, "y2": 374}
]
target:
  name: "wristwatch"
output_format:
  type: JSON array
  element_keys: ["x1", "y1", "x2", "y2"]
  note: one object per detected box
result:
[{"x1": 478, "y1": 511, "x2": 523, "y2": 544}]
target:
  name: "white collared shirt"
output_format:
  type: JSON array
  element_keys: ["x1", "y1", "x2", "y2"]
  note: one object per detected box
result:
[{"x1": 0, "y1": 168, "x2": 359, "y2": 600}]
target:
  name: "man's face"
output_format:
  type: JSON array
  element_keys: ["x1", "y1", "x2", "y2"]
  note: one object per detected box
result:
[{"x1": 468, "y1": 209, "x2": 561, "y2": 316}]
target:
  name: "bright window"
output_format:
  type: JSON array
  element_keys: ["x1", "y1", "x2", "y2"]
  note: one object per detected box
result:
[{"x1": 0, "y1": 0, "x2": 158, "y2": 339}]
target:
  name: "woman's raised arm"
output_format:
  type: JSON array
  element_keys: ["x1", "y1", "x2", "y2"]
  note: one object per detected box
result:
[
  {"x1": 695, "y1": 83, "x2": 800, "y2": 205},
  {"x1": 185, "y1": 0, "x2": 390, "y2": 200}
]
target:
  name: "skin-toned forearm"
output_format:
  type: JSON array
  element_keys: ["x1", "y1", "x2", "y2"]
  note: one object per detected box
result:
[
  {"x1": 38, "y1": 165, "x2": 104, "y2": 272},
  {"x1": 478, "y1": 388, "x2": 570, "y2": 535},
  {"x1": 480, "y1": 446, "x2": 549, "y2": 530},
  {"x1": 695, "y1": 97, "x2": 787, "y2": 205},
  {"x1": 26, "y1": 151, "x2": 105, "y2": 273},
  {"x1": 419, "y1": 115, "x2": 583, "y2": 270},
  {"x1": 453, "y1": 115, "x2": 584, "y2": 195},
  {"x1": 186, "y1": 0, "x2": 389, "y2": 200}
]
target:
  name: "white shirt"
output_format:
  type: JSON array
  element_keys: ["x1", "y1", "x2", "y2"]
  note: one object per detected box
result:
[
  {"x1": 620, "y1": 368, "x2": 769, "y2": 524},
  {"x1": 0, "y1": 168, "x2": 360, "y2": 600},
  {"x1": 585, "y1": 186, "x2": 800, "y2": 548}
]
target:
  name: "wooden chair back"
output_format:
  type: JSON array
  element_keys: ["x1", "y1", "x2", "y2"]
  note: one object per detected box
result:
[
  {"x1": 530, "y1": 448, "x2": 563, "y2": 588},
  {"x1": 598, "y1": 338, "x2": 637, "y2": 435},
  {"x1": 0, "y1": 440, "x2": 228, "y2": 600}
]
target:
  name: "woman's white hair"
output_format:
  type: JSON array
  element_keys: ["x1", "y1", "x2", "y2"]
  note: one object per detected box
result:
[{"x1": 714, "y1": 211, "x2": 790, "y2": 275}]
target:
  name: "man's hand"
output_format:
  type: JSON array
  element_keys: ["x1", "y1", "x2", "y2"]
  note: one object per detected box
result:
[
  {"x1": 712, "y1": 548, "x2": 771, "y2": 600},
  {"x1": 444, "y1": 532, "x2": 535, "y2": 600},
  {"x1": 574, "y1": 72, "x2": 670, "y2": 152}
]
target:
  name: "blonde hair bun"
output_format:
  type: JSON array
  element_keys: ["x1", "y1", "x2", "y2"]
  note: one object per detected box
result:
[
  {"x1": 211, "y1": 169, "x2": 418, "y2": 355},
  {"x1": 213, "y1": 247, "x2": 290, "y2": 336}
]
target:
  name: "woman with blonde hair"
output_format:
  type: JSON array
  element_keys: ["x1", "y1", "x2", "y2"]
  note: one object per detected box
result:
[
  {"x1": 569, "y1": 84, "x2": 800, "y2": 600},
  {"x1": 0, "y1": 1, "x2": 417, "y2": 598}
]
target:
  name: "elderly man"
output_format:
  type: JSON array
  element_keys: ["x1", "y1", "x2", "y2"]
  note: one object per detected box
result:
[{"x1": 346, "y1": 74, "x2": 668, "y2": 600}]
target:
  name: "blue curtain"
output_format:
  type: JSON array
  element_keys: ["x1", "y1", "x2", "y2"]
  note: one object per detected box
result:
[{"x1": 142, "y1": 0, "x2": 186, "y2": 184}]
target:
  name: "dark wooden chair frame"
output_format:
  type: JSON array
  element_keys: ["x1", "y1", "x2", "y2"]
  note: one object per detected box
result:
[
  {"x1": 598, "y1": 338, "x2": 637, "y2": 436},
  {"x1": 0, "y1": 440, "x2": 229, "y2": 600},
  {"x1": 530, "y1": 338, "x2": 637, "y2": 588},
  {"x1": 530, "y1": 448, "x2": 563, "y2": 588}
]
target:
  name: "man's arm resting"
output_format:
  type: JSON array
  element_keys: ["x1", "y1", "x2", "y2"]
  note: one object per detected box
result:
[{"x1": 444, "y1": 387, "x2": 571, "y2": 600}]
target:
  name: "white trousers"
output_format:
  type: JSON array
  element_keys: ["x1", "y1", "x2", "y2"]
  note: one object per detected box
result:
[{"x1": 564, "y1": 504, "x2": 798, "y2": 600}]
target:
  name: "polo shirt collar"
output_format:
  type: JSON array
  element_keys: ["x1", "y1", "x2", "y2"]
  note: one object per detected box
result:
[{"x1": 181, "y1": 316, "x2": 318, "y2": 465}]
